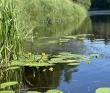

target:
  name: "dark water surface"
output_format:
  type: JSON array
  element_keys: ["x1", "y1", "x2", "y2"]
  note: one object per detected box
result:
[{"x1": 1, "y1": 11, "x2": 110, "y2": 93}]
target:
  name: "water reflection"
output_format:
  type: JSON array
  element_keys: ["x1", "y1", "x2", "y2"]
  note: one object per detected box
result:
[
  {"x1": 24, "y1": 64, "x2": 79, "y2": 92},
  {"x1": 24, "y1": 16, "x2": 92, "y2": 54},
  {"x1": 90, "y1": 15, "x2": 110, "y2": 45},
  {"x1": 0, "y1": 64, "x2": 79, "y2": 92}
]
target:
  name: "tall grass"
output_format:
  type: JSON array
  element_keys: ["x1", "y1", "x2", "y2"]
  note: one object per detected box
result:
[{"x1": 0, "y1": 0, "x2": 24, "y2": 63}]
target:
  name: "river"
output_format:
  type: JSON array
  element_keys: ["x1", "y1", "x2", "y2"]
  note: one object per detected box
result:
[{"x1": 0, "y1": 11, "x2": 110, "y2": 93}]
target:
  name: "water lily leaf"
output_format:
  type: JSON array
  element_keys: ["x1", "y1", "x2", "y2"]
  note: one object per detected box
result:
[
  {"x1": 62, "y1": 36, "x2": 76, "y2": 39},
  {"x1": 59, "y1": 39, "x2": 70, "y2": 42},
  {"x1": 0, "y1": 91, "x2": 15, "y2": 93},
  {"x1": 59, "y1": 52, "x2": 72, "y2": 55},
  {"x1": 27, "y1": 91, "x2": 41, "y2": 93},
  {"x1": 48, "y1": 40, "x2": 58, "y2": 44},
  {"x1": 7, "y1": 66, "x2": 20, "y2": 70},
  {"x1": 0, "y1": 81, "x2": 18, "y2": 89},
  {"x1": 67, "y1": 63, "x2": 82, "y2": 66},
  {"x1": 95, "y1": 87, "x2": 110, "y2": 93},
  {"x1": 46, "y1": 89, "x2": 60, "y2": 93},
  {"x1": 25, "y1": 62, "x2": 52, "y2": 67},
  {"x1": 78, "y1": 38, "x2": 85, "y2": 40}
]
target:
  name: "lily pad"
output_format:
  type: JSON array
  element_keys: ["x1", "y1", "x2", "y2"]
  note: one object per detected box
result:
[
  {"x1": 62, "y1": 36, "x2": 76, "y2": 39},
  {"x1": 0, "y1": 91, "x2": 15, "y2": 93},
  {"x1": 46, "y1": 89, "x2": 61, "y2": 93},
  {"x1": 95, "y1": 87, "x2": 110, "y2": 93},
  {"x1": 48, "y1": 40, "x2": 58, "y2": 44},
  {"x1": 0, "y1": 81, "x2": 18, "y2": 89},
  {"x1": 78, "y1": 38, "x2": 85, "y2": 40},
  {"x1": 59, "y1": 39, "x2": 70, "y2": 42},
  {"x1": 27, "y1": 91, "x2": 41, "y2": 93},
  {"x1": 67, "y1": 63, "x2": 82, "y2": 66}
]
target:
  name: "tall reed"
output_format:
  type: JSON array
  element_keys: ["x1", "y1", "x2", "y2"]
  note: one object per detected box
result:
[{"x1": 0, "y1": 0, "x2": 24, "y2": 63}]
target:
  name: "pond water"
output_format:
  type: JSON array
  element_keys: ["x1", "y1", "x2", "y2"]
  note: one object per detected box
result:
[{"x1": 1, "y1": 11, "x2": 110, "y2": 93}]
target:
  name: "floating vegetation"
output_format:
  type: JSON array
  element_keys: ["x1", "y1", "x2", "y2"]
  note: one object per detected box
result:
[
  {"x1": 95, "y1": 87, "x2": 110, "y2": 93},
  {"x1": 46, "y1": 89, "x2": 62, "y2": 93},
  {"x1": 27, "y1": 91, "x2": 41, "y2": 93},
  {"x1": 62, "y1": 34, "x2": 94, "y2": 40},
  {"x1": 1, "y1": 51, "x2": 99, "y2": 68},
  {"x1": 78, "y1": 38, "x2": 86, "y2": 40},
  {"x1": 0, "y1": 91, "x2": 15, "y2": 93},
  {"x1": 67, "y1": 63, "x2": 82, "y2": 66},
  {"x1": 47, "y1": 33, "x2": 94, "y2": 45},
  {"x1": 0, "y1": 81, "x2": 18, "y2": 89}
]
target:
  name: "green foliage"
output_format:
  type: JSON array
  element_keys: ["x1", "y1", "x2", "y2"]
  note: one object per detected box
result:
[
  {"x1": 15, "y1": 0, "x2": 86, "y2": 26},
  {"x1": 27, "y1": 91, "x2": 41, "y2": 93},
  {"x1": 0, "y1": 0, "x2": 24, "y2": 62},
  {"x1": 46, "y1": 89, "x2": 61, "y2": 93},
  {"x1": 0, "y1": 91, "x2": 15, "y2": 93},
  {"x1": 72, "y1": 0, "x2": 91, "y2": 10},
  {"x1": 0, "y1": 81, "x2": 18, "y2": 89},
  {"x1": 95, "y1": 87, "x2": 110, "y2": 93}
]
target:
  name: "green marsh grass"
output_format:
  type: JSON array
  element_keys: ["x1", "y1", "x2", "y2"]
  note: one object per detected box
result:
[{"x1": 0, "y1": 0, "x2": 24, "y2": 64}]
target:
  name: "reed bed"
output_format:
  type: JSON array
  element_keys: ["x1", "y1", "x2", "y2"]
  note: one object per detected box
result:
[{"x1": 0, "y1": 0, "x2": 24, "y2": 64}]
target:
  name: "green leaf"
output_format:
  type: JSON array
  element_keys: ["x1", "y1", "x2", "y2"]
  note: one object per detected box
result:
[
  {"x1": 48, "y1": 40, "x2": 58, "y2": 44},
  {"x1": 0, "y1": 91, "x2": 15, "y2": 93},
  {"x1": 62, "y1": 36, "x2": 76, "y2": 39},
  {"x1": 0, "y1": 81, "x2": 18, "y2": 89},
  {"x1": 67, "y1": 63, "x2": 82, "y2": 65},
  {"x1": 7, "y1": 66, "x2": 20, "y2": 70},
  {"x1": 95, "y1": 87, "x2": 110, "y2": 93},
  {"x1": 78, "y1": 38, "x2": 85, "y2": 40},
  {"x1": 27, "y1": 91, "x2": 41, "y2": 93},
  {"x1": 46, "y1": 89, "x2": 61, "y2": 93}
]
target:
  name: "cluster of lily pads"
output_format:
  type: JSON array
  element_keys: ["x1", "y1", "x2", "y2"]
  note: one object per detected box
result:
[
  {"x1": 47, "y1": 34, "x2": 94, "y2": 44},
  {"x1": 4, "y1": 51, "x2": 100, "y2": 69}
]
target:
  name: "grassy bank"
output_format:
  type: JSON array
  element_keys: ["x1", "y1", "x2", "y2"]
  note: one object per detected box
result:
[{"x1": 15, "y1": 0, "x2": 87, "y2": 26}]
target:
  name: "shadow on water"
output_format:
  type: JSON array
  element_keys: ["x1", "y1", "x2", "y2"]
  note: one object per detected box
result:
[{"x1": 90, "y1": 15, "x2": 110, "y2": 45}]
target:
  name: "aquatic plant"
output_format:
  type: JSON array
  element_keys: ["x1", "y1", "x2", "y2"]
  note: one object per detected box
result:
[{"x1": 95, "y1": 87, "x2": 110, "y2": 93}]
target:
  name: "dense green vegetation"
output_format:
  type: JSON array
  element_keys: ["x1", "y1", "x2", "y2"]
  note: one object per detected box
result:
[
  {"x1": 0, "y1": 0, "x2": 87, "y2": 63},
  {"x1": 72, "y1": 0, "x2": 91, "y2": 10},
  {"x1": 18, "y1": 0, "x2": 86, "y2": 26},
  {"x1": 90, "y1": 0, "x2": 110, "y2": 10}
]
